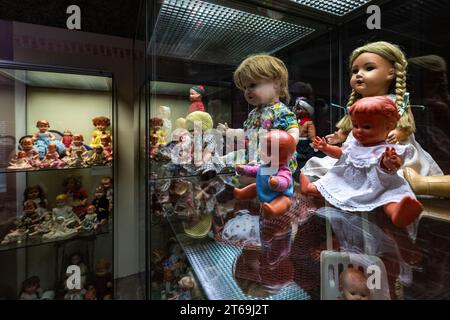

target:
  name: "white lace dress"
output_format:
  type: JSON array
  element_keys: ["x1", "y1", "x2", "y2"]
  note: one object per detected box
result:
[{"x1": 313, "y1": 140, "x2": 417, "y2": 212}]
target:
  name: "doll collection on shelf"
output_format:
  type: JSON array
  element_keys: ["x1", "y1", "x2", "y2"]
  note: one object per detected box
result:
[
  {"x1": 7, "y1": 116, "x2": 113, "y2": 171},
  {"x1": 1, "y1": 175, "x2": 113, "y2": 246}
]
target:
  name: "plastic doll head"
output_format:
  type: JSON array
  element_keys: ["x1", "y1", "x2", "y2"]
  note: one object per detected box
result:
[
  {"x1": 94, "y1": 186, "x2": 106, "y2": 199},
  {"x1": 22, "y1": 276, "x2": 40, "y2": 295},
  {"x1": 101, "y1": 176, "x2": 113, "y2": 189},
  {"x1": 24, "y1": 185, "x2": 45, "y2": 201},
  {"x1": 20, "y1": 137, "x2": 34, "y2": 151},
  {"x1": 47, "y1": 143, "x2": 57, "y2": 153},
  {"x1": 55, "y1": 194, "x2": 68, "y2": 207},
  {"x1": 260, "y1": 130, "x2": 296, "y2": 165},
  {"x1": 100, "y1": 134, "x2": 112, "y2": 147},
  {"x1": 349, "y1": 96, "x2": 399, "y2": 146},
  {"x1": 234, "y1": 54, "x2": 290, "y2": 104},
  {"x1": 293, "y1": 98, "x2": 314, "y2": 118},
  {"x1": 86, "y1": 204, "x2": 96, "y2": 214},
  {"x1": 185, "y1": 111, "x2": 213, "y2": 131},
  {"x1": 347, "y1": 41, "x2": 407, "y2": 112},
  {"x1": 190, "y1": 85, "x2": 205, "y2": 102},
  {"x1": 63, "y1": 130, "x2": 73, "y2": 137},
  {"x1": 23, "y1": 200, "x2": 38, "y2": 214},
  {"x1": 339, "y1": 268, "x2": 370, "y2": 300},
  {"x1": 17, "y1": 151, "x2": 26, "y2": 159},
  {"x1": 178, "y1": 276, "x2": 195, "y2": 290},
  {"x1": 72, "y1": 134, "x2": 84, "y2": 145},
  {"x1": 92, "y1": 116, "x2": 111, "y2": 131},
  {"x1": 175, "y1": 117, "x2": 186, "y2": 129},
  {"x1": 36, "y1": 119, "x2": 50, "y2": 132}
]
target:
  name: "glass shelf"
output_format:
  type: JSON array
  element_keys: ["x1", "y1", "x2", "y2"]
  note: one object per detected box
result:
[{"x1": 0, "y1": 164, "x2": 112, "y2": 175}]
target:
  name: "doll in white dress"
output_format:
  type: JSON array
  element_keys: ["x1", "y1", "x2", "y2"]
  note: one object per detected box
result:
[{"x1": 300, "y1": 96, "x2": 423, "y2": 228}]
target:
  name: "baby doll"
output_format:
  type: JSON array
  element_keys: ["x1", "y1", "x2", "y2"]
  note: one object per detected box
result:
[
  {"x1": 101, "y1": 176, "x2": 113, "y2": 211},
  {"x1": 23, "y1": 185, "x2": 47, "y2": 216},
  {"x1": 20, "y1": 200, "x2": 41, "y2": 231},
  {"x1": 300, "y1": 96, "x2": 423, "y2": 228},
  {"x1": 61, "y1": 130, "x2": 73, "y2": 148},
  {"x1": 8, "y1": 151, "x2": 33, "y2": 170},
  {"x1": 293, "y1": 97, "x2": 317, "y2": 169},
  {"x1": 32, "y1": 119, "x2": 66, "y2": 159},
  {"x1": 218, "y1": 54, "x2": 299, "y2": 171},
  {"x1": 19, "y1": 137, "x2": 40, "y2": 166},
  {"x1": 150, "y1": 117, "x2": 166, "y2": 159},
  {"x1": 85, "y1": 145, "x2": 108, "y2": 166},
  {"x1": 20, "y1": 276, "x2": 41, "y2": 300},
  {"x1": 52, "y1": 194, "x2": 80, "y2": 228},
  {"x1": 187, "y1": 85, "x2": 206, "y2": 114},
  {"x1": 65, "y1": 134, "x2": 88, "y2": 167},
  {"x1": 339, "y1": 268, "x2": 370, "y2": 300},
  {"x1": 303, "y1": 41, "x2": 442, "y2": 180},
  {"x1": 1, "y1": 219, "x2": 28, "y2": 244},
  {"x1": 158, "y1": 105, "x2": 172, "y2": 137},
  {"x1": 92, "y1": 186, "x2": 110, "y2": 223},
  {"x1": 185, "y1": 111, "x2": 225, "y2": 180},
  {"x1": 94, "y1": 258, "x2": 113, "y2": 300},
  {"x1": 63, "y1": 176, "x2": 88, "y2": 219},
  {"x1": 91, "y1": 116, "x2": 111, "y2": 149},
  {"x1": 39, "y1": 143, "x2": 66, "y2": 169},
  {"x1": 233, "y1": 130, "x2": 296, "y2": 267},
  {"x1": 78, "y1": 205, "x2": 99, "y2": 232},
  {"x1": 29, "y1": 212, "x2": 53, "y2": 237},
  {"x1": 100, "y1": 134, "x2": 113, "y2": 162},
  {"x1": 42, "y1": 216, "x2": 77, "y2": 240}
]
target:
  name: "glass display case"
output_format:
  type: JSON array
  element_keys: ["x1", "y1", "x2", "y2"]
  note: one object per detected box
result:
[
  {"x1": 142, "y1": 0, "x2": 450, "y2": 300},
  {"x1": 0, "y1": 62, "x2": 115, "y2": 300}
]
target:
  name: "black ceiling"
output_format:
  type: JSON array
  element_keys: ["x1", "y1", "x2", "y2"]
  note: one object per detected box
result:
[{"x1": 0, "y1": 0, "x2": 141, "y2": 39}]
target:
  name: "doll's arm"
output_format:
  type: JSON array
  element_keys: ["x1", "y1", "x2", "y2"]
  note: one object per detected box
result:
[
  {"x1": 49, "y1": 132, "x2": 56, "y2": 140},
  {"x1": 269, "y1": 166, "x2": 292, "y2": 192},
  {"x1": 313, "y1": 136, "x2": 343, "y2": 159},
  {"x1": 306, "y1": 121, "x2": 316, "y2": 141},
  {"x1": 287, "y1": 127, "x2": 300, "y2": 144},
  {"x1": 380, "y1": 147, "x2": 403, "y2": 172},
  {"x1": 235, "y1": 164, "x2": 258, "y2": 177}
]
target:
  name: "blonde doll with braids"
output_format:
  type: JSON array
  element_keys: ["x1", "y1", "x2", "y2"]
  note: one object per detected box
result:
[{"x1": 303, "y1": 41, "x2": 443, "y2": 179}]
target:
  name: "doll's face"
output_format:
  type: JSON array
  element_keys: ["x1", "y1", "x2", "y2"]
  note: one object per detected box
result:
[
  {"x1": 56, "y1": 198, "x2": 67, "y2": 207},
  {"x1": 21, "y1": 138, "x2": 34, "y2": 151},
  {"x1": 27, "y1": 188, "x2": 40, "y2": 200},
  {"x1": 350, "y1": 52, "x2": 395, "y2": 98},
  {"x1": 73, "y1": 137, "x2": 83, "y2": 146},
  {"x1": 87, "y1": 206, "x2": 96, "y2": 214},
  {"x1": 96, "y1": 122, "x2": 107, "y2": 131},
  {"x1": 95, "y1": 190, "x2": 105, "y2": 199},
  {"x1": 101, "y1": 178, "x2": 112, "y2": 189},
  {"x1": 37, "y1": 122, "x2": 49, "y2": 133},
  {"x1": 295, "y1": 107, "x2": 310, "y2": 119},
  {"x1": 242, "y1": 78, "x2": 280, "y2": 106},
  {"x1": 189, "y1": 89, "x2": 202, "y2": 102},
  {"x1": 341, "y1": 271, "x2": 370, "y2": 300},
  {"x1": 24, "y1": 202, "x2": 36, "y2": 214},
  {"x1": 351, "y1": 112, "x2": 394, "y2": 146},
  {"x1": 24, "y1": 283, "x2": 38, "y2": 294},
  {"x1": 71, "y1": 254, "x2": 81, "y2": 265},
  {"x1": 17, "y1": 151, "x2": 26, "y2": 159}
]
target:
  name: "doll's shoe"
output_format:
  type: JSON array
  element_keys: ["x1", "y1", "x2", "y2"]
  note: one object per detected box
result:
[
  {"x1": 384, "y1": 196, "x2": 423, "y2": 228},
  {"x1": 404, "y1": 167, "x2": 450, "y2": 198}
]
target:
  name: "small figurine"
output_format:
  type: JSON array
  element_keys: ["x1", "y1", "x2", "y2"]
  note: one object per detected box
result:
[
  {"x1": 100, "y1": 176, "x2": 113, "y2": 211},
  {"x1": 63, "y1": 175, "x2": 88, "y2": 219},
  {"x1": 94, "y1": 259, "x2": 113, "y2": 300},
  {"x1": 39, "y1": 143, "x2": 66, "y2": 169},
  {"x1": 29, "y1": 212, "x2": 53, "y2": 237},
  {"x1": 187, "y1": 85, "x2": 206, "y2": 114},
  {"x1": 32, "y1": 119, "x2": 65, "y2": 159},
  {"x1": 42, "y1": 216, "x2": 77, "y2": 240},
  {"x1": 20, "y1": 276, "x2": 41, "y2": 300},
  {"x1": 293, "y1": 97, "x2": 317, "y2": 169},
  {"x1": 91, "y1": 186, "x2": 109, "y2": 224},
  {"x1": 174, "y1": 276, "x2": 196, "y2": 300},
  {"x1": 158, "y1": 105, "x2": 172, "y2": 137},
  {"x1": 100, "y1": 134, "x2": 113, "y2": 162},
  {"x1": 8, "y1": 151, "x2": 33, "y2": 170},
  {"x1": 65, "y1": 134, "x2": 88, "y2": 167},
  {"x1": 233, "y1": 130, "x2": 296, "y2": 267},
  {"x1": 150, "y1": 117, "x2": 166, "y2": 159},
  {"x1": 85, "y1": 146, "x2": 108, "y2": 166},
  {"x1": 52, "y1": 194, "x2": 81, "y2": 228},
  {"x1": 23, "y1": 185, "x2": 48, "y2": 216},
  {"x1": 339, "y1": 268, "x2": 370, "y2": 300},
  {"x1": 78, "y1": 205, "x2": 98, "y2": 233},
  {"x1": 61, "y1": 130, "x2": 73, "y2": 148},
  {"x1": 19, "y1": 137, "x2": 40, "y2": 165},
  {"x1": 1, "y1": 219, "x2": 28, "y2": 244},
  {"x1": 84, "y1": 285, "x2": 97, "y2": 300},
  {"x1": 20, "y1": 200, "x2": 41, "y2": 233},
  {"x1": 91, "y1": 116, "x2": 111, "y2": 149},
  {"x1": 300, "y1": 96, "x2": 423, "y2": 228}
]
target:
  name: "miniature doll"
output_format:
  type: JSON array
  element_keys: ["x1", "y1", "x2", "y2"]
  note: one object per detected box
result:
[
  {"x1": 68, "y1": 252, "x2": 88, "y2": 288},
  {"x1": 20, "y1": 276, "x2": 41, "y2": 300},
  {"x1": 52, "y1": 194, "x2": 81, "y2": 228},
  {"x1": 187, "y1": 85, "x2": 206, "y2": 114},
  {"x1": 303, "y1": 41, "x2": 442, "y2": 181},
  {"x1": 100, "y1": 134, "x2": 113, "y2": 162},
  {"x1": 300, "y1": 96, "x2": 423, "y2": 228},
  {"x1": 61, "y1": 129, "x2": 73, "y2": 148},
  {"x1": 94, "y1": 258, "x2": 113, "y2": 300},
  {"x1": 293, "y1": 97, "x2": 317, "y2": 170},
  {"x1": 1, "y1": 219, "x2": 28, "y2": 244},
  {"x1": 100, "y1": 176, "x2": 113, "y2": 211},
  {"x1": 32, "y1": 119, "x2": 66, "y2": 159},
  {"x1": 63, "y1": 175, "x2": 88, "y2": 219},
  {"x1": 91, "y1": 116, "x2": 111, "y2": 148},
  {"x1": 8, "y1": 150, "x2": 33, "y2": 170},
  {"x1": 19, "y1": 137, "x2": 40, "y2": 166},
  {"x1": 29, "y1": 212, "x2": 53, "y2": 237},
  {"x1": 92, "y1": 186, "x2": 110, "y2": 223},
  {"x1": 158, "y1": 105, "x2": 172, "y2": 137},
  {"x1": 175, "y1": 276, "x2": 196, "y2": 300},
  {"x1": 84, "y1": 285, "x2": 97, "y2": 300},
  {"x1": 85, "y1": 145, "x2": 108, "y2": 166},
  {"x1": 39, "y1": 143, "x2": 66, "y2": 169},
  {"x1": 42, "y1": 216, "x2": 77, "y2": 240},
  {"x1": 217, "y1": 54, "x2": 299, "y2": 171},
  {"x1": 23, "y1": 185, "x2": 48, "y2": 216},
  {"x1": 78, "y1": 205, "x2": 99, "y2": 233},
  {"x1": 233, "y1": 130, "x2": 296, "y2": 267},
  {"x1": 339, "y1": 268, "x2": 370, "y2": 300},
  {"x1": 185, "y1": 111, "x2": 225, "y2": 180},
  {"x1": 65, "y1": 134, "x2": 88, "y2": 167},
  {"x1": 21, "y1": 199, "x2": 42, "y2": 229},
  {"x1": 150, "y1": 117, "x2": 166, "y2": 159}
]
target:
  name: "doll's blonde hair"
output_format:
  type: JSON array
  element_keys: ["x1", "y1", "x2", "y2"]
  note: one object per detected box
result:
[
  {"x1": 234, "y1": 54, "x2": 290, "y2": 104},
  {"x1": 185, "y1": 111, "x2": 213, "y2": 131},
  {"x1": 337, "y1": 41, "x2": 414, "y2": 132},
  {"x1": 56, "y1": 194, "x2": 68, "y2": 202}
]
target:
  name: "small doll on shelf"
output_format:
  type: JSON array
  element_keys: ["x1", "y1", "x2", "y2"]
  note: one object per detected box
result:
[
  {"x1": 91, "y1": 116, "x2": 111, "y2": 149},
  {"x1": 23, "y1": 185, "x2": 48, "y2": 216},
  {"x1": 1, "y1": 219, "x2": 28, "y2": 245},
  {"x1": 233, "y1": 130, "x2": 296, "y2": 268},
  {"x1": 149, "y1": 117, "x2": 166, "y2": 159},
  {"x1": 100, "y1": 134, "x2": 113, "y2": 162},
  {"x1": 32, "y1": 119, "x2": 65, "y2": 159},
  {"x1": 85, "y1": 145, "x2": 108, "y2": 166},
  {"x1": 19, "y1": 276, "x2": 41, "y2": 300},
  {"x1": 187, "y1": 85, "x2": 206, "y2": 114},
  {"x1": 8, "y1": 150, "x2": 33, "y2": 170},
  {"x1": 300, "y1": 96, "x2": 423, "y2": 228},
  {"x1": 78, "y1": 205, "x2": 99, "y2": 233},
  {"x1": 92, "y1": 186, "x2": 110, "y2": 224},
  {"x1": 42, "y1": 216, "x2": 78, "y2": 240},
  {"x1": 61, "y1": 130, "x2": 73, "y2": 149},
  {"x1": 63, "y1": 175, "x2": 88, "y2": 219},
  {"x1": 39, "y1": 143, "x2": 66, "y2": 169},
  {"x1": 65, "y1": 134, "x2": 88, "y2": 167},
  {"x1": 292, "y1": 97, "x2": 317, "y2": 169},
  {"x1": 158, "y1": 105, "x2": 172, "y2": 137},
  {"x1": 29, "y1": 212, "x2": 53, "y2": 237},
  {"x1": 339, "y1": 267, "x2": 370, "y2": 300},
  {"x1": 19, "y1": 137, "x2": 40, "y2": 166},
  {"x1": 101, "y1": 176, "x2": 113, "y2": 211},
  {"x1": 52, "y1": 194, "x2": 81, "y2": 228},
  {"x1": 94, "y1": 259, "x2": 113, "y2": 300}
]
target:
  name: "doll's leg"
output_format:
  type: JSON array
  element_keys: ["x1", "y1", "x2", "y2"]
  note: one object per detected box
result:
[
  {"x1": 404, "y1": 167, "x2": 450, "y2": 198},
  {"x1": 384, "y1": 197, "x2": 423, "y2": 228},
  {"x1": 263, "y1": 195, "x2": 292, "y2": 218},
  {"x1": 299, "y1": 173, "x2": 321, "y2": 196},
  {"x1": 233, "y1": 183, "x2": 257, "y2": 200}
]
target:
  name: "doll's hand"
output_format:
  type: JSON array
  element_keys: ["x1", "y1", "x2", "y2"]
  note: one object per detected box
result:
[
  {"x1": 313, "y1": 136, "x2": 328, "y2": 151},
  {"x1": 269, "y1": 176, "x2": 279, "y2": 190},
  {"x1": 382, "y1": 147, "x2": 402, "y2": 172},
  {"x1": 387, "y1": 128, "x2": 409, "y2": 144},
  {"x1": 216, "y1": 123, "x2": 229, "y2": 136},
  {"x1": 386, "y1": 130, "x2": 399, "y2": 144},
  {"x1": 325, "y1": 130, "x2": 347, "y2": 145}
]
